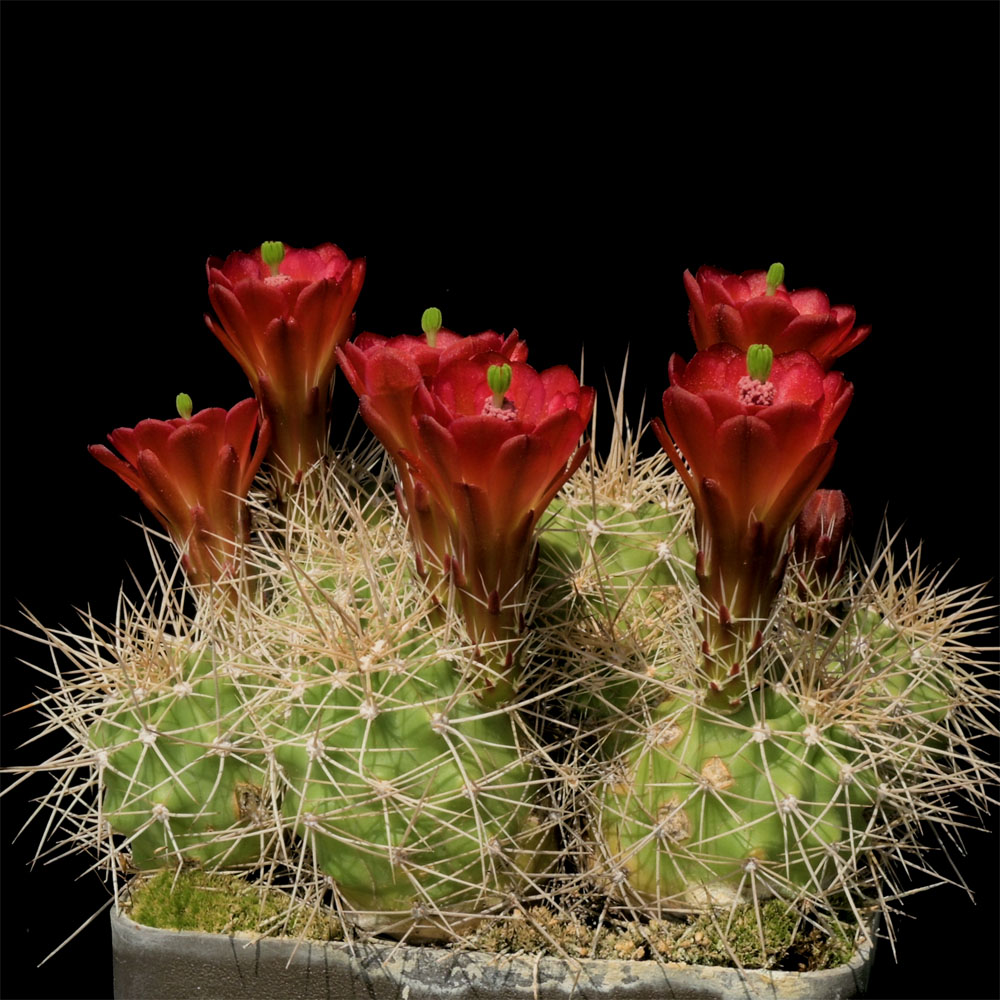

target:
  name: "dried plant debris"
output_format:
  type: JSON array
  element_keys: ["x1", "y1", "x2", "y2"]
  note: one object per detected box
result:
[{"x1": 469, "y1": 898, "x2": 857, "y2": 971}]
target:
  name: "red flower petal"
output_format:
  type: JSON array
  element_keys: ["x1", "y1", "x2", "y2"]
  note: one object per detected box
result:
[
  {"x1": 505, "y1": 362, "x2": 547, "y2": 425},
  {"x1": 699, "y1": 265, "x2": 743, "y2": 305},
  {"x1": 359, "y1": 396, "x2": 412, "y2": 459},
  {"x1": 439, "y1": 331, "x2": 508, "y2": 368},
  {"x1": 770, "y1": 352, "x2": 827, "y2": 406},
  {"x1": 293, "y1": 280, "x2": 351, "y2": 378},
  {"x1": 449, "y1": 416, "x2": 523, "y2": 488},
  {"x1": 487, "y1": 432, "x2": 555, "y2": 527},
  {"x1": 500, "y1": 330, "x2": 529, "y2": 362},
  {"x1": 206, "y1": 443, "x2": 241, "y2": 536},
  {"x1": 214, "y1": 252, "x2": 260, "y2": 285},
  {"x1": 335, "y1": 340, "x2": 370, "y2": 398},
  {"x1": 674, "y1": 344, "x2": 742, "y2": 394},
  {"x1": 531, "y1": 408, "x2": 589, "y2": 487},
  {"x1": 136, "y1": 447, "x2": 196, "y2": 533},
  {"x1": 409, "y1": 414, "x2": 461, "y2": 502},
  {"x1": 539, "y1": 366, "x2": 586, "y2": 419},
  {"x1": 206, "y1": 284, "x2": 263, "y2": 378},
  {"x1": 774, "y1": 313, "x2": 841, "y2": 356},
  {"x1": 106, "y1": 426, "x2": 141, "y2": 467},
  {"x1": 682, "y1": 265, "x2": 869, "y2": 368},
  {"x1": 651, "y1": 417, "x2": 696, "y2": 498},
  {"x1": 788, "y1": 288, "x2": 831, "y2": 315},
  {"x1": 662, "y1": 385, "x2": 721, "y2": 482},
  {"x1": 713, "y1": 413, "x2": 782, "y2": 519},
  {"x1": 166, "y1": 422, "x2": 216, "y2": 505},
  {"x1": 88, "y1": 444, "x2": 143, "y2": 495},
  {"x1": 131, "y1": 418, "x2": 182, "y2": 458},
  {"x1": 188, "y1": 407, "x2": 228, "y2": 437},
  {"x1": 699, "y1": 387, "x2": 747, "y2": 425},
  {"x1": 280, "y1": 247, "x2": 326, "y2": 281},
  {"x1": 737, "y1": 296, "x2": 801, "y2": 346},
  {"x1": 767, "y1": 441, "x2": 838, "y2": 534},
  {"x1": 431, "y1": 357, "x2": 493, "y2": 417}
]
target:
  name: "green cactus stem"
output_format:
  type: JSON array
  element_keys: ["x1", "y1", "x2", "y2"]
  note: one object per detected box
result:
[
  {"x1": 597, "y1": 687, "x2": 876, "y2": 908},
  {"x1": 91, "y1": 649, "x2": 268, "y2": 869},
  {"x1": 274, "y1": 637, "x2": 548, "y2": 937},
  {"x1": 534, "y1": 496, "x2": 696, "y2": 716}
]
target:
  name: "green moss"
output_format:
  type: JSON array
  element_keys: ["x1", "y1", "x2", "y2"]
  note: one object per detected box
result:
[
  {"x1": 127, "y1": 869, "x2": 338, "y2": 941},
  {"x1": 471, "y1": 900, "x2": 858, "y2": 971},
  {"x1": 126, "y1": 874, "x2": 855, "y2": 971},
  {"x1": 684, "y1": 900, "x2": 856, "y2": 971}
]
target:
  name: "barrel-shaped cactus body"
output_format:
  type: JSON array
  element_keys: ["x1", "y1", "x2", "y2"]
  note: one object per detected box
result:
[
  {"x1": 273, "y1": 635, "x2": 544, "y2": 931},
  {"x1": 598, "y1": 689, "x2": 877, "y2": 907},
  {"x1": 91, "y1": 651, "x2": 267, "y2": 868},
  {"x1": 831, "y1": 607, "x2": 954, "y2": 729},
  {"x1": 537, "y1": 497, "x2": 694, "y2": 620},
  {"x1": 534, "y1": 496, "x2": 696, "y2": 715}
]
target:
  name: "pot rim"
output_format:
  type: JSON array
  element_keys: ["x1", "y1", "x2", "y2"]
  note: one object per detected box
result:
[{"x1": 111, "y1": 904, "x2": 878, "y2": 1000}]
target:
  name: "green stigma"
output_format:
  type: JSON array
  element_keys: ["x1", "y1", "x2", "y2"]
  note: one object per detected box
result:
[
  {"x1": 487, "y1": 363, "x2": 513, "y2": 408},
  {"x1": 421, "y1": 307, "x2": 443, "y2": 347},
  {"x1": 176, "y1": 393, "x2": 193, "y2": 420},
  {"x1": 746, "y1": 344, "x2": 774, "y2": 383},
  {"x1": 261, "y1": 241, "x2": 285, "y2": 277},
  {"x1": 765, "y1": 262, "x2": 784, "y2": 296}
]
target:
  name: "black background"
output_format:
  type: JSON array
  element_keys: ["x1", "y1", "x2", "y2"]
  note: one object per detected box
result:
[{"x1": 2, "y1": 6, "x2": 997, "y2": 999}]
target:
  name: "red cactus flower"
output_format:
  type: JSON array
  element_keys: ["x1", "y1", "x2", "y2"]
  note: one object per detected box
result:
[
  {"x1": 336, "y1": 317, "x2": 527, "y2": 587},
  {"x1": 89, "y1": 398, "x2": 270, "y2": 587},
  {"x1": 402, "y1": 353, "x2": 594, "y2": 676},
  {"x1": 684, "y1": 263, "x2": 870, "y2": 368},
  {"x1": 205, "y1": 241, "x2": 365, "y2": 492},
  {"x1": 653, "y1": 343, "x2": 852, "y2": 702},
  {"x1": 341, "y1": 316, "x2": 592, "y2": 687}
]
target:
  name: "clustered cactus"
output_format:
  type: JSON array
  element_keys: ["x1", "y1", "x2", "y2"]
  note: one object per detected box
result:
[{"x1": 6, "y1": 245, "x2": 997, "y2": 969}]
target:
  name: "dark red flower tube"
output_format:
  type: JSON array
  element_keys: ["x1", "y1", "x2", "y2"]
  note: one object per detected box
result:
[
  {"x1": 205, "y1": 241, "x2": 365, "y2": 494},
  {"x1": 652, "y1": 344, "x2": 852, "y2": 703},
  {"x1": 89, "y1": 399, "x2": 270, "y2": 588},
  {"x1": 684, "y1": 264, "x2": 870, "y2": 368}
]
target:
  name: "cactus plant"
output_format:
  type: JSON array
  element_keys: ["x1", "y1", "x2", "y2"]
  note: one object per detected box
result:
[
  {"x1": 3, "y1": 245, "x2": 997, "y2": 998},
  {"x1": 262, "y1": 485, "x2": 554, "y2": 937}
]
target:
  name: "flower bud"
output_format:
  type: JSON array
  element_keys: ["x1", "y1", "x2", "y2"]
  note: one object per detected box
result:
[
  {"x1": 175, "y1": 393, "x2": 193, "y2": 420},
  {"x1": 793, "y1": 489, "x2": 853, "y2": 585}
]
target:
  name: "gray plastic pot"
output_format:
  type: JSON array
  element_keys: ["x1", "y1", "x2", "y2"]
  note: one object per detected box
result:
[{"x1": 111, "y1": 909, "x2": 876, "y2": 1000}]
